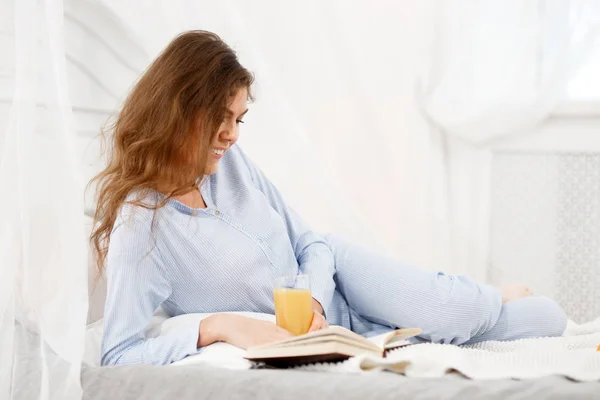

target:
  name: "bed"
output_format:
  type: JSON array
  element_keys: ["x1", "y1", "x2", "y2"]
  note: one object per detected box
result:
[
  {"x1": 14, "y1": 318, "x2": 600, "y2": 400},
  {"x1": 82, "y1": 364, "x2": 600, "y2": 400},
  {"x1": 78, "y1": 312, "x2": 600, "y2": 400},
  {"x1": 81, "y1": 217, "x2": 600, "y2": 399}
]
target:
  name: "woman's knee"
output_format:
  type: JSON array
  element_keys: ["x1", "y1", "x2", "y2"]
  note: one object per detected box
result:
[
  {"x1": 323, "y1": 233, "x2": 351, "y2": 264},
  {"x1": 323, "y1": 233, "x2": 345, "y2": 251}
]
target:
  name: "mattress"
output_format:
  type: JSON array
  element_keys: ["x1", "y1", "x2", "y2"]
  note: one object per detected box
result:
[
  {"x1": 81, "y1": 312, "x2": 600, "y2": 399},
  {"x1": 82, "y1": 364, "x2": 600, "y2": 400},
  {"x1": 10, "y1": 319, "x2": 599, "y2": 400}
]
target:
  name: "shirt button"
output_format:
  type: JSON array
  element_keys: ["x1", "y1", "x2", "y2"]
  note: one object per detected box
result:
[
  {"x1": 215, "y1": 210, "x2": 221, "y2": 216},
  {"x1": 236, "y1": 223, "x2": 242, "y2": 229}
]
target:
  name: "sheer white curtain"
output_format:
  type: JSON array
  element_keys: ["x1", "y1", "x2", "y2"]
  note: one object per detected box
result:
[
  {"x1": 0, "y1": 2, "x2": 443, "y2": 397},
  {"x1": 2, "y1": 1, "x2": 596, "y2": 398},
  {"x1": 0, "y1": 0, "x2": 87, "y2": 399},
  {"x1": 419, "y1": 0, "x2": 599, "y2": 280},
  {"x1": 99, "y1": 0, "x2": 443, "y2": 267}
]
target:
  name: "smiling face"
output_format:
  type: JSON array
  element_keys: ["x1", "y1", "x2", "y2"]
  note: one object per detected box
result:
[
  {"x1": 91, "y1": 31, "x2": 255, "y2": 274},
  {"x1": 204, "y1": 88, "x2": 249, "y2": 175}
]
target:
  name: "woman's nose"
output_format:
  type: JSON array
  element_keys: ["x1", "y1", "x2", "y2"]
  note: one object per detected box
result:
[{"x1": 219, "y1": 124, "x2": 238, "y2": 144}]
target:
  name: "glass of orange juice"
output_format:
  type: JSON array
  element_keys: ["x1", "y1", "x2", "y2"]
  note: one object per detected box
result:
[{"x1": 273, "y1": 274, "x2": 313, "y2": 336}]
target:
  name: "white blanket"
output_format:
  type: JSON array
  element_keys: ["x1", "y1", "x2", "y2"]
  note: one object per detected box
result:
[
  {"x1": 87, "y1": 313, "x2": 600, "y2": 381},
  {"x1": 294, "y1": 317, "x2": 600, "y2": 381}
]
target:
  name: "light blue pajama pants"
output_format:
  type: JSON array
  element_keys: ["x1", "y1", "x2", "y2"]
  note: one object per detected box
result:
[{"x1": 323, "y1": 234, "x2": 567, "y2": 344}]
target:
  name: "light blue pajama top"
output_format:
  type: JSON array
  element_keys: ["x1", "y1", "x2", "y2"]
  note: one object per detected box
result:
[
  {"x1": 102, "y1": 144, "x2": 340, "y2": 366},
  {"x1": 101, "y1": 145, "x2": 567, "y2": 366}
]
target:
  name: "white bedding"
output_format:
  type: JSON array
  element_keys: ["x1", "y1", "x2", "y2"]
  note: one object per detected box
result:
[
  {"x1": 86, "y1": 312, "x2": 600, "y2": 381},
  {"x1": 85, "y1": 311, "x2": 275, "y2": 369},
  {"x1": 296, "y1": 317, "x2": 600, "y2": 381}
]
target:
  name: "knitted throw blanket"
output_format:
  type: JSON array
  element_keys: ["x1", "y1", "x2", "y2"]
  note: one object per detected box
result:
[{"x1": 294, "y1": 317, "x2": 600, "y2": 381}]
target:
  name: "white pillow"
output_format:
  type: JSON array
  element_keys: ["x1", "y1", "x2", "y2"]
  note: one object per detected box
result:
[{"x1": 84, "y1": 310, "x2": 276, "y2": 368}]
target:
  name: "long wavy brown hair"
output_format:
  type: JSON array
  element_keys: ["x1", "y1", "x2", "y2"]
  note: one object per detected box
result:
[{"x1": 90, "y1": 30, "x2": 253, "y2": 274}]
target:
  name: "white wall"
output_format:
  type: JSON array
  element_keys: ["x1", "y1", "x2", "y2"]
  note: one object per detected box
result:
[
  {"x1": 488, "y1": 115, "x2": 600, "y2": 323},
  {"x1": 63, "y1": 0, "x2": 444, "y2": 267},
  {"x1": 1, "y1": 1, "x2": 598, "y2": 323}
]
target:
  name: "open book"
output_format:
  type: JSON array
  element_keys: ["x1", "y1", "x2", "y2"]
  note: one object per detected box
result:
[{"x1": 245, "y1": 326, "x2": 422, "y2": 367}]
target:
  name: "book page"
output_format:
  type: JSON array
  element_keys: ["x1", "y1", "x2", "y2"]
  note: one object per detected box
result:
[
  {"x1": 250, "y1": 326, "x2": 375, "y2": 351},
  {"x1": 367, "y1": 331, "x2": 397, "y2": 349},
  {"x1": 265, "y1": 335, "x2": 379, "y2": 352},
  {"x1": 382, "y1": 328, "x2": 422, "y2": 349},
  {"x1": 246, "y1": 340, "x2": 382, "y2": 362}
]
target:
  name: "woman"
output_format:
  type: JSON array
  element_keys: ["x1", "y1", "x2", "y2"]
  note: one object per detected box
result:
[{"x1": 93, "y1": 31, "x2": 567, "y2": 366}]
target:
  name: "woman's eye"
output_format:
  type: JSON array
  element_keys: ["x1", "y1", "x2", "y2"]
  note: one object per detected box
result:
[{"x1": 236, "y1": 120, "x2": 244, "y2": 124}]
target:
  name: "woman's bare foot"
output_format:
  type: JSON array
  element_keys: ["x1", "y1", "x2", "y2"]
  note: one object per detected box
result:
[{"x1": 500, "y1": 284, "x2": 533, "y2": 303}]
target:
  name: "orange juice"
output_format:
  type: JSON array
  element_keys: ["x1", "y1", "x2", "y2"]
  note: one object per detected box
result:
[{"x1": 274, "y1": 288, "x2": 313, "y2": 335}]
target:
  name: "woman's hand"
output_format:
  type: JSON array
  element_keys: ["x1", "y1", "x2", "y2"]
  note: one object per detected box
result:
[
  {"x1": 199, "y1": 314, "x2": 293, "y2": 350},
  {"x1": 308, "y1": 298, "x2": 328, "y2": 332},
  {"x1": 500, "y1": 284, "x2": 533, "y2": 303},
  {"x1": 308, "y1": 310, "x2": 329, "y2": 332}
]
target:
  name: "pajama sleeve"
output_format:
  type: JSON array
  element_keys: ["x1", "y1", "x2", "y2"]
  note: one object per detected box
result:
[
  {"x1": 101, "y1": 213, "x2": 201, "y2": 366},
  {"x1": 236, "y1": 146, "x2": 336, "y2": 314}
]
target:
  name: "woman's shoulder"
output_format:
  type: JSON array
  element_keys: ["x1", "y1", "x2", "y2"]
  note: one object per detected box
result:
[
  {"x1": 220, "y1": 144, "x2": 260, "y2": 180},
  {"x1": 113, "y1": 190, "x2": 161, "y2": 232},
  {"x1": 223, "y1": 144, "x2": 253, "y2": 169}
]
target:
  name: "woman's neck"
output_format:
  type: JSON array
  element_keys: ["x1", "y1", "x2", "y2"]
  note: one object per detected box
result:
[{"x1": 174, "y1": 188, "x2": 207, "y2": 209}]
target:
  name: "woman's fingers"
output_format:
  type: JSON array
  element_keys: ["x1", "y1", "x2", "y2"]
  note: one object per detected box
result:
[
  {"x1": 276, "y1": 325, "x2": 293, "y2": 337},
  {"x1": 308, "y1": 313, "x2": 320, "y2": 332},
  {"x1": 308, "y1": 312, "x2": 327, "y2": 332}
]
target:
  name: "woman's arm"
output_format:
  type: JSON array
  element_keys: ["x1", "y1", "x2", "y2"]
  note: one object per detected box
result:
[
  {"x1": 101, "y1": 212, "x2": 201, "y2": 366},
  {"x1": 201, "y1": 314, "x2": 293, "y2": 349},
  {"x1": 102, "y1": 208, "x2": 293, "y2": 366},
  {"x1": 235, "y1": 146, "x2": 336, "y2": 315}
]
